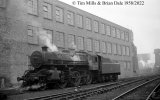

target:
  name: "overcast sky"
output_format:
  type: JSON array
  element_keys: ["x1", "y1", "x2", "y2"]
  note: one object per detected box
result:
[{"x1": 59, "y1": 0, "x2": 160, "y2": 54}]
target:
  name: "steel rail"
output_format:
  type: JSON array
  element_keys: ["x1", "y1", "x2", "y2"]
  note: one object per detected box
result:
[
  {"x1": 69, "y1": 78, "x2": 149, "y2": 100},
  {"x1": 25, "y1": 81, "x2": 121, "y2": 100},
  {"x1": 26, "y1": 79, "x2": 140, "y2": 100},
  {"x1": 25, "y1": 76, "x2": 156, "y2": 100},
  {"x1": 112, "y1": 77, "x2": 160, "y2": 100},
  {"x1": 145, "y1": 82, "x2": 160, "y2": 100}
]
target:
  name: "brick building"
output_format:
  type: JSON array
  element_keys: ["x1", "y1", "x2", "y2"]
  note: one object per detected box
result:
[{"x1": 0, "y1": 0, "x2": 138, "y2": 87}]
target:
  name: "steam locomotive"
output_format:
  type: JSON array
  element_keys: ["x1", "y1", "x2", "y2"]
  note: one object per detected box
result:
[{"x1": 17, "y1": 46, "x2": 120, "y2": 90}]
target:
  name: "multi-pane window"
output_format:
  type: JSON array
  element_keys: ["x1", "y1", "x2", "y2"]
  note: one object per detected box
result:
[
  {"x1": 106, "y1": 25, "x2": 111, "y2": 36},
  {"x1": 117, "y1": 44, "x2": 122, "y2": 55},
  {"x1": 94, "y1": 40, "x2": 100, "y2": 52},
  {"x1": 0, "y1": 0, "x2": 5, "y2": 7},
  {"x1": 100, "y1": 23, "x2": 105, "y2": 35},
  {"x1": 54, "y1": 32, "x2": 64, "y2": 47},
  {"x1": 77, "y1": 36, "x2": 84, "y2": 50},
  {"x1": 55, "y1": 7, "x2": 63, "y2": 22},
  {"x1": 43, "y1": 2, "x2": 52, "y2": 19},
  {"x1": 111, "y1": 27, "x2": 116, "y2": 37},
  {"x1": 107, "y1": 42, "x2": 112, "y2": 54},
  {"x1": 68, "y1": 34, "x2": 75, "y2": 49},
  {"x1": 125, "y1": 32, "x2": 129, "y2": 41},
  {"x1": 116, "y1": 29, "x2": 121, "y2": 38},
  {"x1": 85, "y1": 18, "x2": 91, "y2": 30},
  {"x1": 86, "y1": 38, "x2": 92, "y2": 51},
  {"x1": 124, "y1": 62, "x2": 127, "y2": 69},
  {"x1": 27, "y1": 25, "x2": 38, "y2": 44},
  {"x1": 121, "y1": 31, "x2": 125, "y2": 40},
  {"x1": 44, "y1": 29, "x2": 53, "y2": 43},
  {"x1": 77, "y1": 14, "x2": 83, "y2": 28},
  {"x1": 126, "y1": 46, "x2": 130, "y2": 56},
  {"x1": 67, "y1": 11, "x2": 74, "y2": 25},
  {"x1": 27, "y1": 26, "x2": 33, "y2": 36},
  {"x1": 101, "y1": 41, "x2": 106, "y2": 53},
  {"x1": 127, "y1": 62, "x2": 131, "y2": 70},
  {"x1": 94, "y1": 20, "x2": 98, "y2": 32},
  {"x1": 112, "y1": 43, "x2": 117, "y2": 55},
  {"x1": 27, "y1": 0, "x2": 38, "y2": 15},
  {"x1": 122, "y1": 45, "x2": 126, "y2": 56}
]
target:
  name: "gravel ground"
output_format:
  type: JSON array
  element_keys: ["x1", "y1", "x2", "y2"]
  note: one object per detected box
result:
[
  {"x1": 87, "y1": 79, "x2": 156, "y2": 100},
  {"x1": 118, "y1": 80, "x2": 160, "y2": 100},
  {"x1": 7, "y1": 81, "x2": 116, "y2": 100},
  {"x1": 5, "y1": 76, "x2": 151, "y2": 100}
]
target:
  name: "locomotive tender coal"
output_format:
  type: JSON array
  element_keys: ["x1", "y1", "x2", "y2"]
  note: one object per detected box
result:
[{"x1": 17, "y1": 46, "x2": 120, "y2": 89}]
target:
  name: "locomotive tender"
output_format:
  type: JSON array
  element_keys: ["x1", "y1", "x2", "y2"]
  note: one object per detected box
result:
[{"x1": 17, "y1": 46, "x2": 120, "y2": 89}]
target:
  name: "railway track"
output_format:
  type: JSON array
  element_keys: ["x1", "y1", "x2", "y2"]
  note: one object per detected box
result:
[
  {"x1": 146, "y1": 82, "x2": 160, "y2": 100},
  {"x1": 25, "y1": 76, "x2": 156, "y2": 100},
  {"x1": 112, "y1": 77, "x2": 160, "y2": 100}
]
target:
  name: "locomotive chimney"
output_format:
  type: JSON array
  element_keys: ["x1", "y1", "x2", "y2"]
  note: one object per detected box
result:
[{"x1": 42, "y1": 46, "x2": 48, "y2": 52}]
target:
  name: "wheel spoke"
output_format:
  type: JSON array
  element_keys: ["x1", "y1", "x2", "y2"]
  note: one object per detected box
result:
[
  {"x1": 57, "y1": 71, "x2": 67, "y2": 88},
  {"x1": 70, "y1": 71, "x2": 81, "y2": 86}
]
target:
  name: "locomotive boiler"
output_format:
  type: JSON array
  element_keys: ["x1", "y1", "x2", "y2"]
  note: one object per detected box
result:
[{"x1": 17, "y1": 46, "x2": 120, "y2": 90}]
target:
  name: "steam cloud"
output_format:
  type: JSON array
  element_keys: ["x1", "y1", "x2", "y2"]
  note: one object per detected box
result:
[
  {"x1": 70, "y1": 42, "x2": 81, "y2": 61},
  {"x1": 71, "y1": 55, "x2": 80, "y2": 61},
  {"x1": 39, "y1": 29, "x2": 58, "y2": 52}
]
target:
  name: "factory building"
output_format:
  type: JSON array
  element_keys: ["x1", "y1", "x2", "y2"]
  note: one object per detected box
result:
[{"x1": 0, "y1": 0, "x2": 138, "y2": 87}]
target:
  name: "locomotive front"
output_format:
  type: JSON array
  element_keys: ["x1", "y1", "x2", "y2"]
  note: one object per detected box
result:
[
  {"x1": 17, "y1": 46, "x2": 90, "y2": 89},
  {"x1": 17, "y1": 46, "x2": 63, "y2": 89},
  {"x1": 30, "y1": 51, "x2": 44, "y2": 69}
]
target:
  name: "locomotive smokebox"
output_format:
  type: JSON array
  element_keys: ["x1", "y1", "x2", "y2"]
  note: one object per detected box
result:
[{"x1": 42, "y1": 46, "x2": 48, "y2": 52}]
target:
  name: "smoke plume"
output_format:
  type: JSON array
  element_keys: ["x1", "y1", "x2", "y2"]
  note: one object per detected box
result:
[
  {"x1": 71, "y1": 55, "x2": 80, "y2": 61},
  {"x1": 39, "y1": 29, "x2": 58, "y2": 52}
]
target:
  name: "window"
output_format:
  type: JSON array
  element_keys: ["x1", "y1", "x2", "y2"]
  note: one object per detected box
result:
[
  {"x1": 117, "y1": 44, "x2": 122, "y2": 55},
  {"x1": 43, "y1": 2, "x2": 52, "y2": 19},
  {"x1": 77, "y1": 36, "x2": 84, "y2": 50},
  {"x1": 67, "y1": 11, "x2": 74, "y2": 25},
  {"x1": 107, "y1": 42, "x2": 112, "y2": 54},
  {"x1": 127, "y1": 62, "x2": 130, "y2": 70},
  {"x1": 126, "y1": 46, "x2": 130, "y2": 56},
  {"x1": 116, "y1": 29, "x2": 121, "y2": 38},
  {"x1": 125, "y1": 32, "x2": 129, "y2": 41},
  {"x1": 86, "y1": 38, "x2": 92, "y2": 51},
  {"x1": 121, "y1": 31, "x2": 125, "y2": 40},
  {"x1": 124, "y1": 62, "x2": 127, "y2": 69},
  {"x1": 111, "y1": 27, "x2": 116, "y2": 37},
  {"x1": 54, "y1": 32, "x2": 64, "y2": 47},
  {"x1": 68, "y1": 34, "x2": 75, "y2": 49},
  {"x1": 101, "y1": 41, "x2": 106, "y2": 53},
  {"x1": 27, "y1": 26, "x2": 33, "y2": 36},
  {"x1": 55, "y1": 7, "x2": 63, "y2": 22},
  {"x1": 100, "y1": 23, "x2": 105, "y2": 35},
  {"x1": 77, "y1": 14, "x2": 83, "y2": 28},
  {"x1": 94, "y1": 20, "x2": 98, "y2": 32},
  {"x1": 112, "y1": 43, "x2": 117, "y2": 55},
  {"x1": 44, "y1": 29, "x2": 53, "y2": 43},
  {"x1": 27, "y1": 0, "x2": 38, "y2": 15},
  {"x1": 27, "y1": 25, "x2": 38, "y2": 44},
  {"x1": 0, "y1": 0, "x2": 5, "y2": 7},
  {"x1": 85, "y1": 17, "x2": 91, "y2": 30},
  {"x1": 106, "y1": 25, "x2": 111, "y2": 36},
  {"x1": 94, "y1": 40, "x2": 100, "y2": 52},
  {"x1": 122, "y1": 45, "x2": 126, "y2": 56}
]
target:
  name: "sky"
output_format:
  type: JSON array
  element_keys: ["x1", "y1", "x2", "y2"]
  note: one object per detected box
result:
[{"x1": 59, "y1": 0, "x2": 160, "y2": 54}]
